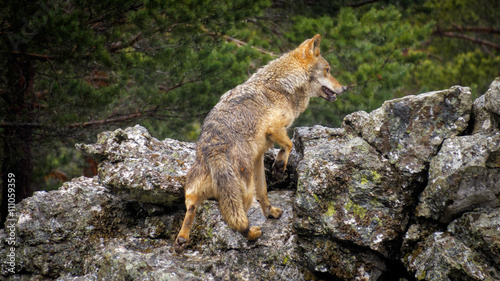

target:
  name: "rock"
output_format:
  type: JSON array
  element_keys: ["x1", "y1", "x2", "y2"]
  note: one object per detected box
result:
[
  {"x1": 188, "y1": 190, "x2": 304, "y2": 280},
  {"x1": 472, "y1": 78, "x2": 500, "y2": 134},
  {"x1": 297, "y1": 236, "x2": 387, "y2": 280},
  {"x1": 448, "y1": 209, "x2": 500, "y2": 267},
  {"x1": 484, "y1": 78, "x2": 500, "y2": 117},
  {"x1": 0, "y1": 175, "x2": 301, "y2": 280},
  {"x1": 472, "y1": 95, "x2": 499, "y2": 134},
  {"x1": 0, "y1": 177, "x2": 130, "y2": 277},
  {"x1": 191, "y1": 191, "x2": 294, "y2": 252},
  {"x1": 77, "y1": 125, "x2": 196, "y2": 205},
  {"x1": 294, "y1": 126, "x2": 410, "y2": 256},
  {"x1": 292, "y1": 125, "x2": 415, "y2": 279},
  {"x1": 416, "y1": 133, "x2": 500, "y2": 223},
  {"x1": 343, "y1": 86, "x2": 472, "y2": 177},
  {"x1": 404, "y1": 232, "x2": 500, "y2": 280}
]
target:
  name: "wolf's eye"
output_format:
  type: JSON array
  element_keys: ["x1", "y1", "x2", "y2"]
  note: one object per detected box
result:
[{"x1": 325, "y1": 67, "x2": 330, "y2": 75}]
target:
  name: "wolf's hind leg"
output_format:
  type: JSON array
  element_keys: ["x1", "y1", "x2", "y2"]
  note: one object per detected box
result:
[
  {"x1": 175, "y1": 192, "x2": 204, "y2": 252},
  {"x1": 255, "y1": 156, "x2": 283, "y2": 219},
  {"x1": 245, "y1": 226, "x2": 262, "y2": 240}
]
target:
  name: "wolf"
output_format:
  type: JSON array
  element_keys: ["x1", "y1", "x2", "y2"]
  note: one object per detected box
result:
[{"x1": 175, "y1": 34, "x2": 346, "y2": 251}]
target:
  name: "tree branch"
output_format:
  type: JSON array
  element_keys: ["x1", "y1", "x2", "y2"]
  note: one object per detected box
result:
[
  {"x1": 109, "y1": 33, "x2": 142, "y2": 53},
  {"x1": 0, "y1": 104, "x2": 202, "y2": 132},
  {"x1": 11, "y1": 51, "x2": 53, "y2": 61},
  {"x1": 201, "y1": 26, "x2": 276, "y2": 57},
  {"x1": 433, "y1": 30, "x2": 500, "y2": 51},
  {"x1": 445, "y1": 25, "x2": 500, "y2": 35},
  {"x1": 159, "y1": 77, "x2": 199, "y2": 94},
  {"x1": 0, "y1": 108, "x2": 159, "y2": 130},
  {"x1": 345, "y1": 0, "x2": 383, "y2": 8},
  {"x1": 67, "y1": 107, "x2": 159, "y2": 129}
]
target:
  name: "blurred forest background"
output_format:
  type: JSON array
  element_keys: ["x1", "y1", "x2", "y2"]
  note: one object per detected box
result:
[{"x1": 1, "y1": 0, "x2": 499, "y2": 223}]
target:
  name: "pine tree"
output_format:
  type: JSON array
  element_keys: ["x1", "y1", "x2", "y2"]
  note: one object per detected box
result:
[{"x1": 0, "y1": 0, "x2": 270, "y2": 224}]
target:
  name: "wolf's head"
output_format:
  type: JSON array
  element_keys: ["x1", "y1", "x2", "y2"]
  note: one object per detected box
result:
[{"x1": 294, "y1": 34, "x2": 346, "y2": 102}]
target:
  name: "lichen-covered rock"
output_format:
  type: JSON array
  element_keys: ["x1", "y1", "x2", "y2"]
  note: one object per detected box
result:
[
  {"x1": 192, "y1": 191, "x2": 294, "y2": 252},
  {"x1": 472, "y1": 78, "x2": 500, "y2": 134},
  {"x1": 292, "y1": 125, "x2": 414, "y2": 280},
  {"x1": 404, "y1": 232, "x2": 500, "y2": 280},
  {"x1": 186, "y1": 190, "x2": 304, "y2": 280},
  {"x1": 85, "y1": 238, "x2": 213, "y2": 281},
  {"x1": 0, "y1": 174, "x2": 303, "y2": 280},
  {"x1": 297, "y1": 236, "x2": 386, "y2": 280},
  {"x1": 343, "y1": 86, "x2": 472, "y2": 177},
  {"x1": 472, "y1": 95, "x2": 499, "y2": 135},
  {"x1": 294, "y1": 126, "x2": 410, "y2": 257},
  {"x1": 484, "y1": 78, "x2": 500, "y2": 117},
  {"x1": 417, "y1": 133, "x2": 500, "y2": 223},
  {"x1": 77, "y1": 125, "x2": 196, "y2": 205},
  {"x1": 448, "y1": 209, "x2": 500, "y2": 267},
  {"x1": 0, "y1": 177, "x2": 126, "y2": 277}
]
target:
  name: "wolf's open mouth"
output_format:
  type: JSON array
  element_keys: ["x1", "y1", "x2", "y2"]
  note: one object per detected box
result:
[{"x1": 321, "y1": 86, "x2": 337, "y2": 102}]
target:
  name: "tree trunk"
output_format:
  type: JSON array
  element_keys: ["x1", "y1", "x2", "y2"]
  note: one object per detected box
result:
[{"x1": 1, "y1": 56, "x2": 35, "y2": 227}]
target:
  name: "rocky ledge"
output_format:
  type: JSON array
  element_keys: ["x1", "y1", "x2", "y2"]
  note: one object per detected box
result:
[{"x1": 1, "y1": 78, "x2": 500, "y2": 280}]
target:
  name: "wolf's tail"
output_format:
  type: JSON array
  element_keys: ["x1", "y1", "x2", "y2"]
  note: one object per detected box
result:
[{"x1": 211, "y1": 163, "x2": 250, "y2": 235}]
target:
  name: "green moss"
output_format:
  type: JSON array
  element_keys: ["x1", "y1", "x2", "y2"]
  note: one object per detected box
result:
[
  {"x1": 325, "y1": 202, "x2": 336, "y2": 217},
  {"x1": 356, "y1": 170, "x2": 382, "y2": 187},
  {"x1": 345, "y1": 200, "x2": 367, "y2": 219},
  {"x1": 417, "y1": 270, "x2": 426, "y2": 280},
  {"x1": 206, "y1": 226, "x2": 213, "y2": 239},
  {"x1": 370, "y1": 170, "x2": 381, "y2": 183},
  {"x1": 360, "y1": 177, "x2": 369, "y2": 186},
  {"x1": 313, "y1": 194, "x2": 320, "y2": 203},
  {"x1": 397, "y1": 143, "x2": 404, "y2": 151},
  {"x1": 282, "y1": 254, "x2": 290, "y2": 265}
]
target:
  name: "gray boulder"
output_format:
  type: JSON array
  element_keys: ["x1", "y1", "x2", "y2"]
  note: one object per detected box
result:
[
  {"x1": 472, "y1": 78, "x2": 500, "y2": 134},
  {"x1": 0, "y1": 176, "x2": 144, "y2": 278},
  {"x1": 404, "y1": 231, "x2": 500, "y2": 281},
  {"x1": 293, "y1": 126, "x2": 409, "y2": 256},
  {"x1": 448, "y1": 209, "x2": 500, "y2": 266},
  {"x1": 406, "y1": 208, "x2": 500, "y2": 280},
  {"x1": 416, "y1": 133, "x2": 500, "y2": 223},
  {"x1": 77, "y1": 125, "x2": 196, "y2": 205},
  {"x1": 343, "y1": 86, "x2": 471, "y2": 177}
]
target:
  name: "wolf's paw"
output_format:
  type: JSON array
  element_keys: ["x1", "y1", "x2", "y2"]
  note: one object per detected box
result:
[
  {"x1": 174, "y1": 236, "x2": 188, "y2": 253},
  {"x1": 246, "y1": 226, "x2": 262, "y2": 241},
  {"x1": 272, "y1": 160, "x2": 285, "y2": 179},
  {"x1": 268, "y1": 206, "x2": 283, "y2": 219}
]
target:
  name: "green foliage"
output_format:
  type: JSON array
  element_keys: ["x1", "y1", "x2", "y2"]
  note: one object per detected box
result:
[
  {"x1": 407, "y1": 0, "x2": 500, "y2": 97},
  {"x1": 413, "y1": 49, "x2": 500, "y2": 95},
  {"x1": 1, "y1": 0, "x2": 271, "y2": 191}
]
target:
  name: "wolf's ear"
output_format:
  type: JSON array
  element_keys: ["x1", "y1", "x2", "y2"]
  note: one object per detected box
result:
[
  {"x1": 310, "y1": 34, "x2": 321, "y2": 57},
  {"x1": 300, "y1": 34, "x2": 322, "y2": 58}
]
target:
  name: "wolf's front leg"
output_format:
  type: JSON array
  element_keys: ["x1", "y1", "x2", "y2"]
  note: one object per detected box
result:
[
  {"x1": 272, "y1": 148, "x2": 288, "y2": 179},
  {"x1": 267, "y1": 126, "x2": 292, "y2": 180}
]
